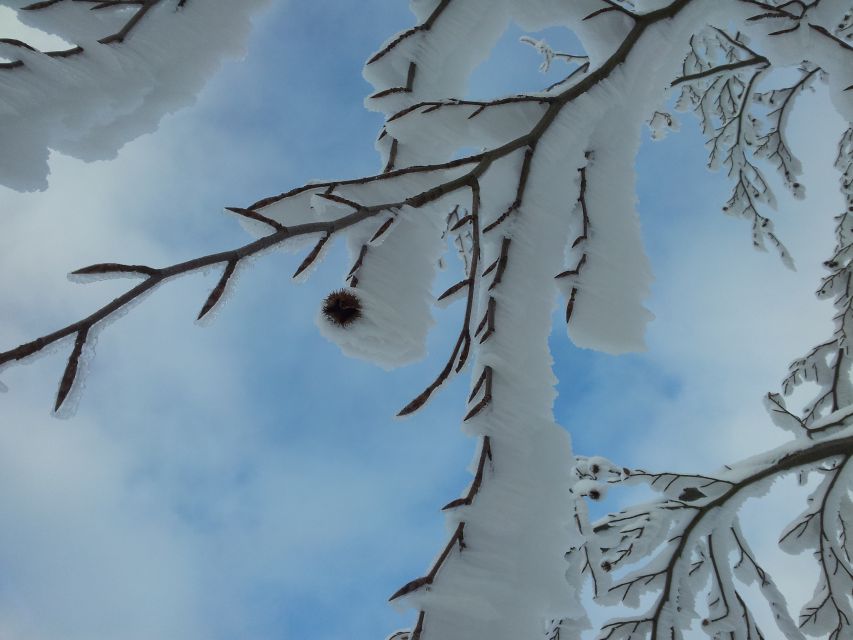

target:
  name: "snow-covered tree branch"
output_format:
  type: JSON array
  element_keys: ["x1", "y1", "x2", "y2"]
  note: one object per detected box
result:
[
  {"x1": 0, "y1": 0, "x2": 852, "y2": 639},
  {"x1": 0, "y1": 0, "x2": 266, "y2": 190}
]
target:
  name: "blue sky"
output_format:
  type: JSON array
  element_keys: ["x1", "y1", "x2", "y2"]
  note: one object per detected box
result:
[{"x1": 0, "y1": 2, "x2": 847, "y2": 639}]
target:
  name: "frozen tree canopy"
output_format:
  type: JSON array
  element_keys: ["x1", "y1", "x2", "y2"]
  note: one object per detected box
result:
[{"x1": 1, "y1": 0, "x2": 853, "y2": 639}]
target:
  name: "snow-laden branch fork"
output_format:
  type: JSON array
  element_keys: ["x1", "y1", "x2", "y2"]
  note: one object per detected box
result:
[
  {"x1": 0, "y1": 0, "x2": 185, "y2": 69},
  {"x1": 0, "y1": 0, "x2": 264, "y2": 191},
  {"x1": 580, "y1": 427, "x2": 853, "y2": 640}
]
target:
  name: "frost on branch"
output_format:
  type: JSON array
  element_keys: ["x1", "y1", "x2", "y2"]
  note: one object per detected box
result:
[
  {"x1": 782, "y1": 129, "x2": 853, "y2": 428},
  {"x1": 562, "y1": 117, "x2": 853, "y2": 640},
  {"x1": 674, "y1": 27, "x2": 802, "y2": 267},
  {"x1": 520, "y1": 35, "x2": 589, "y2": 73},
  {"x1": 569, "y1": 420, "x2": 853, "y2": 640},
  {"x1": 564, "y1": 117, "x2": 853, "y2": 639},
  {"x1": 0, "y1": 0, "x2": 269, "y2": 191}
]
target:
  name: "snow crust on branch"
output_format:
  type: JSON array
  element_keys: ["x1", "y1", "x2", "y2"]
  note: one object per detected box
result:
[
  {"x1": 575, "y1": 418, "x2": 853, "y2": 640},
  {"x1": 0, "y1": 0, "x2": 269, "y2": 191}
]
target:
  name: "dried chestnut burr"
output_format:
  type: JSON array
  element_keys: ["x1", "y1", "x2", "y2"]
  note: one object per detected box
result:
[{"x1": 322, "y1": 289, "x2": 362, "y2": 327}]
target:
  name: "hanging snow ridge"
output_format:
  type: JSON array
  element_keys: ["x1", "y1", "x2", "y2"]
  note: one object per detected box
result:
[
  {"x1": 558, "y1": 102, "x2": 655, "y2": 355},
  {"x1": 317, "y1": 203, "x2": 447, "y2": 369},
  {"x1": 318, "y1": 0, "x2": 512, "y2": 370},
  {"x1": 0, "y1": 0, "x2": 270, "y2": 191}
]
